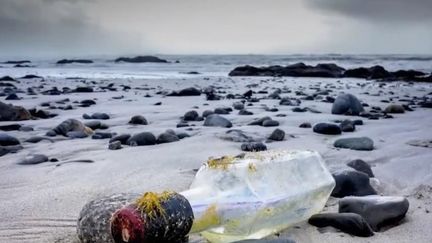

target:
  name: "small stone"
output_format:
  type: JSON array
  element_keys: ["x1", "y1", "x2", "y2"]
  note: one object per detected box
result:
[
  {"x1": 299, "y1": 122, "x2": 312, "y2": 128},
  {"x1": 129, "y1": 115, "x2": 148, "y2": 125},
  {"x1": 127, "y1": 132, "x2": 156, "y2": 146},
  {"x1": 108, "y1": 141, "x2": 122, "y2": 150},
  {"x1": 0, "y1": 133, "x2": 20, "y2": 146},
  {"x1": 183, "y1": 110, "x2": 199, "y2": 121},
  {"x1": 340, "y1": 120, "x2": 356, "y2": 132},
  {"x1": 384, "y1": 104, "x2": 405, "y2": 114},
  {"x1": 241, "y1": 142, "x2": 267, "y2": 152}
]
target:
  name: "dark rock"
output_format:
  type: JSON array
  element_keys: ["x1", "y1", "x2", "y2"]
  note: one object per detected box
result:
[
  {"x1": 5, "y1": 93, "x2": 20, "y2": 100},
  {"x1": 308, "y1": 213, "x2": 374, "y2": 237},
  {"x1": 19, "y1": 126, "x2": 33, "y2": 132},
  {"x1": 177, "y1": 122, "x2": 189, "y2": 128},
  {"x1": 77, "y1": 193, "x2": 140, "y2": 243},
  {"x1": 238, "y1": 109, "x2": 253, "y2": 115},
  {"x1": 67, "y1": 131, "x2": 90, "y2": 139},
  {"x1": 262, "y1": 119, "x2": 279, "y2": 127},
  {"x1": 280, "y1": 98, "x2": 301, "y2": 106},
  {"x1": 85, "y1": 113, "x2": 110, "y2": 120},
  {"x1": 167, "y1": 87, "x2": 201, "y2": 96},
  {"x1": 157, "y1": 131, "x2": 180, "y2": 144},
  {"x1": 74, "y1": 87, "x2": 94, "y2": 93},
  {"x1": 339, "y1": 196, "x2": 409, "y2": 231},
  {"x1": 340, "y1": 120, "x2": 356, "y2": 132},
  {"x1": 183, "y1": 110, "x2": 199, "y2": 121},
  {"x1": 384, "y1": 104, "x2": 405, "y2": 114},
  {"x1": 332, "y1": 93, "x2": 364, "y2": 115},
  {"x1": 114, "y1": 56, "x2": 168, "y2": 63},
  {"x1": 331, "y1": 170, "x2": 377, "y2": 198},
  {"x1": 92, "y1": 132, "x2": 113, "y2": 139},
  {"x1": 241, "y1": 142, "x2": 267, "y2": 152},
  {"x1": 25, "y1": 136, "x2": 54, "y2": 143},
  {"x1": 248, "y1": 116, "x2": 272, "y2": 126},
  {"x1": 80, "y1": 99, "x2": 96, "y2": 106},
  {"x1": 17, "y1": 154, "x2": 49, "y2": 165},
  {"x1": 334, "y1": 137, "x2": 374, "y2": 151},
  {"x1": 344, "y1": 65, "x2": 390, "y2": 79},
  {"x1": 57, "y1": 59, "x2": 93, "y2": 64},
  {"x1": 313, "y1": 123, "x2": 342, "y2": 135},
  {"x1": 0, "y1": 76, "x2": 16, "y2": 81},
  {"x1": 53, "y1": 119, "x2": 93, "y2": 137},
  {"x1": 229, "y1": 63, "x2": 345, "y2": 78},
  {"x1": 127, "y1": 132, "x2": 157, "y2": 146},
  {"x1": 233, "y1": 102, "x2": 245, "y2": 110},
  {"x1": 202, "y1": 110, "x2": 215, "y2": 118},
  {"x1": 177, "y1": 133, "x2": 190, "y2": 139},
  {"x1": 21, "y1": 74, "x2": 42, "y2": 79},
  {"x1": 0, "y1": 133, "x2": 20, "y2": 146},
  {"x1": 109, "y1": 134, "x2": 131, "y2": 145},
  {"x1": 0, "y1": 145, "x2": 23, "y2": 157},
  {"x1": 214, "y1": 107, "x2": 231, "y2": 114},
  {"x1": 353, "y1": 120, "x2": 363, "y2": 126},
  {"x1": 108, "y1": 141, "x2": 122, "y2": 150},
  {"x1": 347, "y1": 159, "x2": 374, "y2": 177},
  {"x1": 2, "y1": 60, "x2": 31, "y2": 65},
  {"x1": 221, "y1": 129, "x2": 259, "y2": 143},
  {"x1": 0, "y1": 124, "x2": 21, "y2": 131},
  {"x1": 268, "y1": 129, "x2": 285, "y2": 141},
  {"x1": 204, "y1": 114, "x2": 232, "y2": 128},
  {"x1": 299, "y1": 122, "x2": 312, "y2": 128},
  {"x1": 84, "y1": 121, "x2": 104, "y2": 130},
  {"x1": 129, "y1": 115, "x2": 148, "y2": 125},
  {"x1": 243, "y1": 90, "x2": 253, "y2": 98},
  {"x1": 292, "y1": 107, "x2": 307, "y2": 112},
  {"x1": 29, "y1": 109, "x2": 53, "y2": 119}
]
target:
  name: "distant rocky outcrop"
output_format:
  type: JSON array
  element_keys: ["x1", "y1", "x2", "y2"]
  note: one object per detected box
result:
[
  {"x1": 2, "y1": 60, "x2": 31, "y2": 64},
  {"x1": 114, "y1": 55, "x2": 168, "y2": 63},
  {"x1": 228, "y1": 62, "x2": 431, "y2": 82},
  {"x1": 56, "y1": 59, "x2": 94, "y2": 64}
]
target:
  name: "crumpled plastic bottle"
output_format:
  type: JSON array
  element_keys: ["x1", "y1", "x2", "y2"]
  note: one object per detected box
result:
[{"x1": 181, "y1": 150, "x2": 335, "y2": 243}]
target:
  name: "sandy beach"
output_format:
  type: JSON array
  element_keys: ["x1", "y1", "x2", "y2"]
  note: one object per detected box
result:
[{"x1": 1, "y1": 68, "x2": 431, "y2": 242}]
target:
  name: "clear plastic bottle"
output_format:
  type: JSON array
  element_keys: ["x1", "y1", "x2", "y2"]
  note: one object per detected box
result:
[{"x1": 181, "y1": 150, "x2": 335, "y2": 243}]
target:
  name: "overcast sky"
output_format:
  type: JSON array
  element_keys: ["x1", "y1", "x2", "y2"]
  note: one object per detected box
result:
[{"x1": 1, "y1": 0, "x2": 431, "y2": 58}]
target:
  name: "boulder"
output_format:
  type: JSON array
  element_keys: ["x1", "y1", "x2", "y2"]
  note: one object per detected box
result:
[
  {"x1": 313, "y1": 123, "x2": 341, "y2": 135},
  {"x1": 183, "y1": 110, "x2": 199, "y2": 121},
  {"x1": 308, "y1": 213, "x2": 374, "y2": 237},
  {"x1": 157, "y1": 131, "x2": 180, "y2": 144},
  {"x1": 384, "y1": 104, "x2": 405, "y2": 114},
  {"x1": 0, "y1": 133, "x2": 20, "y2": 146},
  {"x1": 0, "y1": 101, "x2": 31, "y2": 121},
  {"x1": 347, "y1": 159, "x2": 374, "y2": 177},
  {"x1": 52, "y1": 119, "x2": 93, "y2": 137},
  {"x1": 339, "y1": 196, "x2": 409, "y2": 231},
  {"x1": 241, "y1": 142, "x2": 267, "y2": 152},
  {"x1": 268, "y1": 129, "x2": 285, "y2": 141},
  {"x1": 127, "y1": 132, "x2": 157, "y2": 146},
  {"x1": 204, "y1": 114, "x2": 232, "y2": 128},
  {"x1": 334, "y1": 137, "x2": 374, "y2": 151},
  {"x1": 331, "y1": 93, "x2": 364, "y2": 115},
  {"x1": 167, "y1": 87, "x2": 201, "y2": 96},
  {"x1": 129, "y1": 115, "x2": 148, "y2": 125},
  {"x1": 77, "y1": 193, "x2": 139, "y2": 243},
  {"x1": 331, "y1": 170, "x2": 377, "y2": 198}
]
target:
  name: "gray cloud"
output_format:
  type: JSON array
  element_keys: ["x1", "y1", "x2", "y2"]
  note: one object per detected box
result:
[
  {"x1": 0, "y1": 0, "x2": 145, "y2": 59},
  {"x1": 306, "y1": 0, "x2": 432, "y2": 22}
]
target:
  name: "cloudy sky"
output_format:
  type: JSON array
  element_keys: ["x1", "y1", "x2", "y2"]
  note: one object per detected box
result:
[{"x1": 1, "y1": 0, "x2": 431, "y2": 58}]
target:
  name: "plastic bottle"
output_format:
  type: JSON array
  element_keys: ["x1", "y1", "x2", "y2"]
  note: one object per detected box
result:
[{"x1": 181, "y1": 150, "x2": 335, "y2": 243}]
